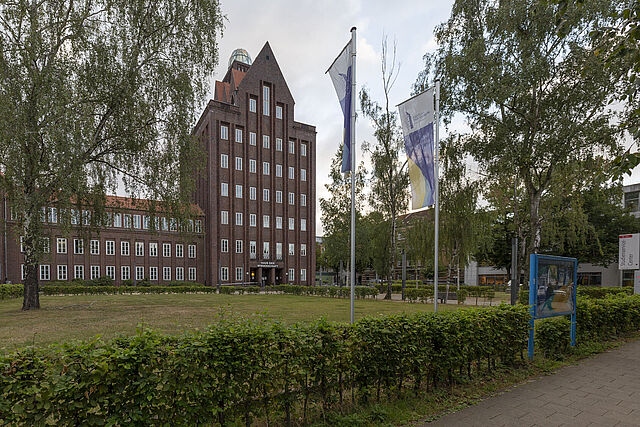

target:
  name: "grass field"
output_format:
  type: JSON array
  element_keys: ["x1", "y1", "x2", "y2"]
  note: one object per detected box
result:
[{"x1": 0, "y1": 293, "x2": 462, "y2": 351}]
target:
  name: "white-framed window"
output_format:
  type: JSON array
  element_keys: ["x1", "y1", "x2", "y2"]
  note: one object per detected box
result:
[
  {"x1": 235, "y1": 156, "x2": 242, "y2": 170},
  {"x1": 19, "y1": 236, "x2": 24, "y2": 252},
  {"x1": 249, "y1": 159, "x2": 256, "y2": 173},
  {"x1": 263, "y1": 215, "x2": 270, "y2": 228},
  {"x1": 301, "y1": 194, "x2": 307, "y2": 207},
  {"x1": 235, "y1": 239, "x2": 243, "y2": 254},
  {"x1": 47, "y1": 207, "x2": 57, "y2": 223},
  {"x1": 113, "y1": 213, "x2": 122, "y2": 227},
  {"x1": 121, "y1": 266, "x2": 130, "y2": 281},
  {"x1": 57, "y1": 265, "x2": 68, "y2": 281},
  {"x1": 123, "y1": 214, "x2": 131, "y2": 229},
  {"x1": 301, "y1": 219, "x2": 307, "y2": 231},
  {"x1": 263, "y1": 241, "x2": 270, "y2": 258},
  {"x1": 221, "y1": 182, "x2": 229, "y2": 197},
  {"x1": 221, "y1": 210, "x2": 229, "y2": 225},
  {"x1": 235, "y1": 212, "x2": 243, "y2": 226},
  {"x1": 288, "y1": 140, "x2": 295, "y2": 154},
  {"x1": 276, "y1": 191, "x2": 282, "y2": 204},
  {"x1": 73, "y1": 239, "x2": 84, "y2": 255},
  {"x1": 250, "y1": 241, "x2": 257, "y2": 258},
  {"x1": 276, "y1": 164, "x2": 282, "y2": 177},
  {"x1": 149, "y1": 242, "x2": 158, "y2": 257},
  {"x1": 235, "y1": 128, "x2": 243, "y2": 143},
  {"x1": 276, "y1": 105, "x2": 283, "y2": 119},
  {"x1": 276, "y1": 216, "x2": 283, "y2": 229},
  {"x1": 301, "y1": 244, "x2": 307, "y2": 256},
  {"x1": 288, "y1": 167, "x2": 295, "y2": 179},
  {"x1": 249, "y1": 98, "x2": 257, "y2": 113},
  {"x1": 163, "y1": 243, "x2": 171, "y2": 257},
  {"x1": 188, "y1": 267, "x2": 196, "y2": 281},
  {"x1": 90, "y1": 239, "x2": 99, "y2": 255},
  {"x1": 106, "y1": 240, "x2": 115, "y2": 256},
  {"x1": 263, "y1": 135, "x2": 270, "y2": 149},
  {"x1": 288, "y1": 268, "x2": 295, "y2": 281},
  {"x1": 221, "y1": 239, "x2": 228, "y2": 253},
  {"x1": 121, "y1": 241, "x2": 130, "y2": 256},
  {"x1": 301, "y1": 169, "x2": 307, "y2": 181},
  {"x1": 133, "y1": 215, "x2": 141, "y2": 229},
  {"x1": 176, "y1": 267, "x2": 184, "y2": 281},
  {"x1": 249, "y1": 187, "x2": 257, "y2": 200},
  {"x1": 40, "y1": 264, "x2": 50, "y2": 281},
  {"x1": 220, "y1": 125, "x2": 229, "y2": 140},
  {"x1": 289, "y1": 243, "x2": 295, "y2": 256},
  {"x1": 42, "y1": 237, "x2": 49, "y2": 253},
  {"x1": 91, "y1": 265, "x2": 100, "y2": 280},
  {"x1": 149, "y1": 266, "x2": 158, "y2": 281},
  {"x1": 249, "y1": 214, "x2": 257, "y2": 227},
  {"x1": 301, "y1": 269, "x2": 307, "y2": 282},
  {"x1": 82, "y1": 210, "x2": 91, "y2": 226},
  {"x1": 75, "y1": 265, "x2": 85, "y2": 280},
  {"x1": 276, "y1": 138, "x2": 283, "y2": 151},
  {"x1": 288, "y1": 217, "x2": 295, "y2": 230},
  {"x1": 221, "y1": 153, "x2": 229, "y2": 168},
  {"x1": 56, "y1": 238, "x2": 67, "y2": 254},
  {"x1": 263, "y1": 162, "x2": 270, "y2": 175},
  {"x1": 263, "y1": 188, "x2": 270, "y2": 202},
  {"x1": 195, "y1": 220, "x2": 202, "y2": 233},
  {"x1": 135, "y1": 241, "x2": 144, "y2": 257},
  {"x1": 235, "y1": 184, "x2": 243, "y2": 199},
  {"x1": 221, "y1": 266, "x2": 229, "y2": 281},
  {"x1": 188, "y1": 244, "x2": 196, "y2": 258},
  {"x1": 301, "y1": 143, "x2": 307, "y2": 156},
  {"x1": 249, "y1": 131, "x2": 256, "y2": 145},
  {"x1": 70, "y1": 209, "x2": 79, "y2": 225},
  {"x1": 143, "y1": 215, "x2": 150, "y2": 230},
  {"x1": 136, "y1": 266, "x2": 144, "y2": 281},
  {"x1": 21, "y1": 264, "x2": 24, "y2": 281},
  {"x1": 235, "y1": 267, "x2": 243, "y2": 282},
  {"x1": 176, "y1": 243, "x2": 184, "y2": 258},
  {"x1": 288, "y1": 192, "x2": 295, "y2": 205},
  {"x1": 163, "y1": 267, "x2": 171, "y2": 281},
  {"x1": 263, "y1": 85, "x2": 270, "y2": 116},
  {"x1": 276, "y1": 242, "x2": 283, "y2": 259},
  {"x1": 106, "y1": 266, "x2": 115, "y2": 280}
]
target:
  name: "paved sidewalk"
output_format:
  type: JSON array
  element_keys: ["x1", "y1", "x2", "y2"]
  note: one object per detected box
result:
[{"x1": 426, "y1": 339, "x2": 640, "y2": 426}]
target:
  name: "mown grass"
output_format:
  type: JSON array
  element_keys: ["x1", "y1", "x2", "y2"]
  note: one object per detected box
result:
[{"x1": 0, "y1": 293, "x2": 462, "y2": 351}]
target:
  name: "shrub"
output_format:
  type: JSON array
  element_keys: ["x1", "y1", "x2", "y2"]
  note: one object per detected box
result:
[
  {"x1": 535, "y1": 318, "x2": 571, "y2": 359},
  {"x1": 0, "y1": 284, "x2": 22, "y2": 299}
]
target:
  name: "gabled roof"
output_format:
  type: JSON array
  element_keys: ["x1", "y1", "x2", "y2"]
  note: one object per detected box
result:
[{"x1": 105, "y1": 195, "x2": 204, "y2": 216}]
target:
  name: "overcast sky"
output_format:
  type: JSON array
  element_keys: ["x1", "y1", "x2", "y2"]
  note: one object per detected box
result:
[{"x1": 205, "y1": 0, "x2": 640, "y2": 235}]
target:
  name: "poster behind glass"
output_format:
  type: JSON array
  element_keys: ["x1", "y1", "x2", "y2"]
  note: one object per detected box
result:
[{"x1": 536, "y1": 258, "x2": 575, "y2": 317}]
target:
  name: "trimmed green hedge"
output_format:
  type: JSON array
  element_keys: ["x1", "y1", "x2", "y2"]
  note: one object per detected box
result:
[
  {"x1": 0, "y1": 304, "x2": 529, "y2": 425},
  {"x1": 0, "y1": 284, "x2": 22, "y2": 300},
  {"x1": 519, "y1": 286, "x2": 633, "y2": 305}
]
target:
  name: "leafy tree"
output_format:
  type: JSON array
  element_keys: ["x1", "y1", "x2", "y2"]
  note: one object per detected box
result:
[
  {"x1": 362, "y1": 211, "x2": 392, "y2": 281},
  {"x1": 0, "y1": 0, "x2": 224, "y2": 309}
]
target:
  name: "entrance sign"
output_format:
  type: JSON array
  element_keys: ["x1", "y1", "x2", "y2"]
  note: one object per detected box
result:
[
  {"x1": 528, "y1": 254, "x2": 578, "y2": 360},
  {"x1": 619, "y1": 234, "x2": 640, "y2": 270}
]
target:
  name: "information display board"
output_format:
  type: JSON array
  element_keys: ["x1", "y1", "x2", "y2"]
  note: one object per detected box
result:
[{"x1": 619, "y1": 234, "x2": 640, "y2": 270}]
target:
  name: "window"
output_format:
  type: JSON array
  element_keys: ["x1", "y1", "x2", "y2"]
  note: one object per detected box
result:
[
  {"x1": 288, "y1": 218, "x2": 295, "y2": 230},
  {"x1": 136, "y1": 266, "x2": 144, "y2": 281},
  {"x1": 249, "y1": 159, "x2": 256, "y2": 173},
  {"x1": 625, "y1": 191, "x2": 640, "y2": 211},
  {"x1": 263, "y1": 135, "x2": 270, "y2": 149},
  {"x1": 163, "y1": 243, "x2": 171, "y2": 257},
  {"x1": 249, "y1": 132, "x2": 256, "y2": 145},
  {"x1": 235, "y1": 184, "x2": 243, "y2": 199},
  {"x1": 188, "y1": 267, "x2": 196, "y2": 281},
  {"x1": 276, "y1": 105, "x2": 283, "y2": 119},
  {"x1": 235, "y1": 240, "x2": 243, "y2": 254},
  {"x1": 263, "y1": 85, "x2": 270, "y2": 116},
  {"x1": 235, "y1": 267, "x2": 243, "y2": 282},
  {"x1": 263, "y1": 189, "x2": 270, "y2": 202},
  {"x1": 301, "y1": 143, "x2": 307, "y2": 156},
  {"x1": 276, "y1": 216, "x2": 283, "y2": 229},
  {"x1": 249, "y1": 214, "x2": 256, "y2": 227},
  {"x1": 176, "y1": 267, "x2": 184, "y2": 281},
  {"x1": 74, "y1": 239, "x2": 84, "y2": 255},
  {"x1": 288, "y1": 192, "x2": 295, "y2": 205},
  {"x1": 188, "y1": 244, "x2": 196, "y2": 258},
  {"x1": 150, "y1": 266, "x2": 158, "y2": 281},
  {"x1": 221, "y1": 153, "x2": 229, "y2": 168},
  {"x1": 136, "y1": 241, "x2": 144, "y2": 257},
  {"x1": 276, "y1": 191, "x2": 282, "y2": 204},
  {"x1": 578, "y1": 272, "x2": 602, "y2": 286},
  {"x1": 235, "y1": 157, "x2": 242, "y2": 170},
  {"x1": 263, "y1": 241, "x2": 270, "y2": 258},
  {"x1": 235, "y1": 128, "x2": 243, "y2": 143},
  {"x1": 113, "y1": 213, "x2": 122, "y2": 227},
  {"x1": 250, "y1": 241, "x2": 257, "y2": 258},
  {"x1": 57, "y1": 238, "x2": 67, "y2": 254},
  {"x1": 91, "y1": 265, "x2": 101, "y2": 280},
  {"x1": 250, "y1": 187, "x2": 257, "y2": 200},
  {"x1": 57, "y1": 265, "x2": 67, "y2": 281},
  {"x1": 263, "y1": 215, "x2": 270, "y2": 228},
  {"x1": 301, "y1": 169, "x2": 307, "y2": 181},
  {"x1": 235, "y1": 212, "x2": 243, "y2": 226},
  {"x1": 21, "y1": 264, "x2": 24, "y2": 281},
  {"x1": 195, "y1": 220, "x2": 202, "y2": 233},
  {"x1": 42, "y1": 238, "x2": 49, "y2": 253},
  {"x1": 143, "y1": 215, "x2": 150, "y2": 230},
  {"x1": 288, "y1": 268, "x2": 295, "y2": 282},
  {"x1": 82, "y1": 210, "x2": 91, "y2": 226},
  {"x1": 90, "y1": 239, "x2": 99, "y2": 255},
  {"x1": 121, "y1": 266, "x2": 130, "y2": 281},
  {"x1": 150, "y1": 242, "x2": 158, "y2": 257},
  {"x1": 163, "y1": 267, "x2": 171, "y2": 281},
  {"x1": 301, "y1": 269, "x2": 307, "y2": 282},
  {"x1": 276, "y1": 242, "x2": 283, "y2": 259},
  {"x1": 220, "y1": 125, "x2": 229, "y2": 140},
  {"x1": 121, "y1": 241, "x2": 130, "y2": 256},
  {"x1": 249, "y1": 98, "x2": 257, "y2": 113},
  {"x1": 40, "y1": 265, "x2": 50, "y2": 281},
  {"x1": 47, "y1": 207, "x2": 57, "y2": 223},
  {"x1": 221, "y1": 210, "x2": 229, "y2": 225},
  {"x1": 288, "y1": 140, "x2": 295, "y2": 154},
  {"x1": 70, "y1": 209, "x2": 80, "y2": 225},
  {"x1": 301, "y1": 219, "x2": 307, "y2": 231},
  {"x1": 106, "y1": 240, "x2": 115, "y2": 256},
  {"x1": 75, "y1": 265, "x2": 85, "y2": 280},
  {"x1": 288, "y1": 167, "x2": 295, "y2": 179},
  {"x1": 133, "y1": 215, "x2": 141, "y2": 229},
  {"x1": 221, "y1": 267, "x2": 229, "y2": 281},
  {"x1": 106, "y1": 266, "x2": 115, "y2": 280},
  {"x1": 19, "y1": 236, "x2": 24, "y2": 252},
  {"x1": 10, "y1": 207, "x2": 18, "y2": 221},
  {"x1": 301, "y1": 194, "x2": 307, "y2": 207},
  {"x1": 263, "y1": 162, "x2": 270, "y2": 175},
  {"x1": 289, "y1": 243, "x2": 295, "y2": 256},
  {"x1": 221, "y1": 239, "x2": 228, "y2": 253},
  {"x1": 276, "y1": 164, "x2": 282, "y2": 177},
  {"x1": 276, "y1": 138, "x2": 283, "y2": 151},
  {"x1": 221, "y1": 182, "x2": 228, "y2": 197},
  {"x1": 301, "y1": 244, "x2": 307, "y2": 256}
]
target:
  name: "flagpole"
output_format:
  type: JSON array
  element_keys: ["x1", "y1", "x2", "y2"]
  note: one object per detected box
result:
[
  {"x1": 434, "y1": 79, "x2": 440, "y2": 313},
  {"x1": 350, "y1": 27, "x2": 357, "y2": 324}
]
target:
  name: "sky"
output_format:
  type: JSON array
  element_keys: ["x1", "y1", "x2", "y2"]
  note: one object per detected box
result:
[{"x1": 205, "y1": 0, "x2": 640, "y2": 236}]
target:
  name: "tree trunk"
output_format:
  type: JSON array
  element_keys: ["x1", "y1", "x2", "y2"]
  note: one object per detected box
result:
[
  {"x1": 526, "y1": 188, "x2": 543, "y2": 286},
  {"x1": 22, "y1": 210, "x2": 40, "y2": 310}
]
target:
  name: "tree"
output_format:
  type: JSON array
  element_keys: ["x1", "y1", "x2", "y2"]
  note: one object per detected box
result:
[
  {"x1": 360, "y1": 37, "x2": 409, "y2": 298},
  {"x1": 0, "y1": 0, "x2": 224, "y2": 309},
  {"x1": 418, "y1": 0, "x2": 624, "y2": 279},
  {"x1": 362, "y1": 210, "x2": 392, "y2": 281}
]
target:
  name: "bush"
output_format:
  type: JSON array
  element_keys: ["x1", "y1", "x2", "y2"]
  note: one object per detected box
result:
[
  {"x1": 0, "y1": 284, "x2": 22, "y2": 299},
  {"x1": 85, "y1": 276, "x2": 114, "y2": 286},
  {"x1": 535, "y1": 318, "x2": 571, "y2": 359},
  {"x1": 519, "y1": 286, "x2": 634, "y2": 305}
]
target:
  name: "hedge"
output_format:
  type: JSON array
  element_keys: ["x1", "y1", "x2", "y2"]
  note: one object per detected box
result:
[
  {"x1": 518, "y1": 286, "x2": 633, "y2": 305},
  {"x1": 379, "y1": 283, "x2": 506, "y2": 296},
  {"x1": 0, "y1": 304, "x2": 529, "y2": 425},
  {"x1": 0, "y1": 284, "x2": 22, "y2": 300}
]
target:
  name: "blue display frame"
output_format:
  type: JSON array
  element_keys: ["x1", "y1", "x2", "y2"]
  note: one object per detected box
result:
[{"x1": 528, "y1": 254, "x2": 578, "y2": 360}]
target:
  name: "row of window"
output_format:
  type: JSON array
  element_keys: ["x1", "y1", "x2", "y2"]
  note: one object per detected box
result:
[
  {"x1": 219, "y1": 127, "x2": 308, "y2": 157},
  {"x1": 221, "y1": 240, "x2": 307, "y2": 257},
  {"x1": 26, "y1": 265, "x2": 196, "y2": 282},
  {"x1": 220, "y1": 266, "x2": 307, "y2": 282},
  {"x1": 219, "y1": 212, "x2": 308, "y2": 231},
  {"x1": 220, "y1": 155, "x2": 307, "y2": 180},
  {"x1": 20, "y1": 238, "x2": 196, "y2": 258},
  {"x1": 220, "y1": 184, "x2": 307, "y2": 205}
]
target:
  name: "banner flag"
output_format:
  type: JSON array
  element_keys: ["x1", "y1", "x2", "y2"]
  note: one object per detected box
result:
[
  {"x1": 327, "y1": 41, "x2": 353, "y2": 173},
  {"x1": 398, "y1": 88, "x2": 436, "y2": 209}
]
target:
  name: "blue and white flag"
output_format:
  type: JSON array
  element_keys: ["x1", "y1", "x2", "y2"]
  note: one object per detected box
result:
[
  {"x1": 398, "y1": 88, "x2": 436, "y2": 209},
  {"x1": 327, "y1": 41, "x2": 353, "y2": 173}
]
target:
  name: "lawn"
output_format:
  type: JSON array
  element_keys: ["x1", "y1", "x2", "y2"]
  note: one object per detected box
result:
[{"x1": 0, "y1": 293, "x2": 462, "y2": 351}]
